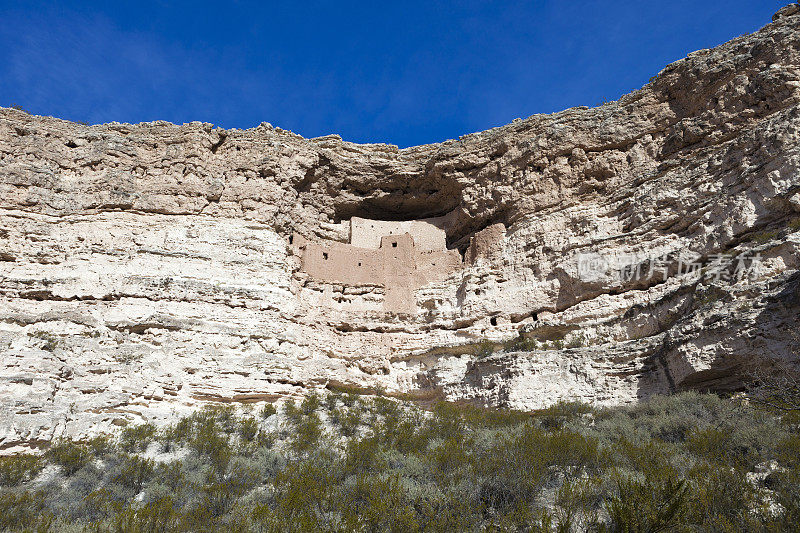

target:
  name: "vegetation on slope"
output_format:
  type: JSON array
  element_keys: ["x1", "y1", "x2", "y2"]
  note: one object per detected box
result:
[{"x1": 1, "y1": 391, "x2": 799, "y2": 532}]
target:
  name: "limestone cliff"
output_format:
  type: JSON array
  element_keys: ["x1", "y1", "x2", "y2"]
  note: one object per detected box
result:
[{"x1": 1, "y1": 6, "x2": 799, "y2": 451}]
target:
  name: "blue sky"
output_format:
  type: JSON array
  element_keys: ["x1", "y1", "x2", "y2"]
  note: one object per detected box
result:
[{"x1": 0, "y1": 1, "x2": 787, "y2": 147}]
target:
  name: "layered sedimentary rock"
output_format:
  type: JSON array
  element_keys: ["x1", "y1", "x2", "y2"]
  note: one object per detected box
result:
[{"x1": 1, "y1": 6, "x2": 799, "y2": 451}]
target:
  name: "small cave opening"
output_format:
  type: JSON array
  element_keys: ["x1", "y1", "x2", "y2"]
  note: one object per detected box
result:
[
  {"x1": 490, "y1": 316, "x2": 498, "y2": 326},
  {"x1": 323, "y1": 172, "x2": 518, "y2": 257}
]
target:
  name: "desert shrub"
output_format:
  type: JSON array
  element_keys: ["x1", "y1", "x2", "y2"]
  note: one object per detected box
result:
[
  {"x1": 268, "y1": 459, "x2": 339, "y2": 531},
  {"x1": 476, "y1": 427, "x2": 569, "y2": 512},
  {"x1": 473, "y1": 340, "x2": 496, "y2": 359},
  {"x1": 424, "y1": 402, "x2": 468, "y2": 442},
  {"x1": 80, "y1": 487, "x2": 123, "y2": 522},
  {"x1": 338, "y1": 473, "x2": 420, "y2": 532},
  {"x1": 601, "y1": 475, "x2": 689, "y2": 532},
  {"x1": 151, "y1": 461, "x2": 186, "y2": 494},
  {"x1": 769, "y1": 459, "x2": 800, "y2": 528},
  {"x1": 340, "y1": 393, "x2": 358, "y2": 407},
  {"x1": 427, "y1": 435, "x2": 474, "y2": 484},
  {"x1": 290, "y1": 413, "x2": 324, "y2": 454},
  {"x1": 370, "y1": 396, "x2": 400, "y2": 418},
  {"x1": 611, "y1": 439, "x2": 678, "y2": 480},
  {"x1": 29, "y1": 330, "x2": 58, "y2": 351},
  {"x1": 553, "y1": 477, "x2": 605, "y2": 531},
  {"x1": 209, "y1": 405, "x2": 239, "y2": 434},
  {"x1": 445, "y1": 402, "x2": 529, "y2": 429},
  {"x1": 687, "y1": 426, "x2": 735, "y2": 465},
  {"x1": 238, "y1": 417, "x2": 259, "y2": 442},
  {"x1": 282, "y1": 399, "x2": 301, "y2": 425},
  {"x1": 47, "y1": 440, "x2": 93, "y2": 475},
  {"x1": 4, "y1": 391, "x2": 797, "y2": 531},
  {"x1": 113, "y1": 455, "x2": 156, "y2": 492},
  {"x1": 750, "y1": 228, "x2": 781, "y2": 244},
  {"x1": 566, "y1": 331, "x2": 589, "y2": 348},
  {"x1": 301, "y1": 392, "x2": 321, "y2": 415},
  {"x1": 241, "y1": 447, "x2": 285, "y2": 482},
  {"x1": 683, "y1": 463, "x2": 762, "y2": 530},
  {"x1": 108, "y1": 496, "x2": 179, "y2": 533},
  {"x1": 87, "y1": 435, "x2": 114, "y2": 456},
  {"x1": 259, "y1": 403, "x2": 277, "y2": 419},
  {"x1": 189, "y1": 418, "x2": 232, "y2": 472},
  {"x1": 334, "y1": 406, "x2": 364, "y2": 438},
  {"x1": 535, "y1": 400, "x2": 593, "y2": 431},
  {"x1": 0, "y1": 454, "x2": 42, "y2": 486},
  {"x1": 162, "y1": 417, "x2": 193, "y2": 447},
  {"x1": 324, "y1": 392, "x2": 342, "y2": 412},
  {"x1": 120, "y1": 423, "x2": 157, "y2": 453},
  {"x1": 502, "y1": 335, "x2": 538, "y2": 353},
  {"x1": 0, "y1": 491, "x2": 53, "y2": 531},
  {"x1": 343, "y1": 436, "x2": 386, "y2": 476},
  {"x1": 188, "y1": 460, "x2": 261, "y2": 522},
  {"x1": 375, "y1": 411, "x2": 427, "y2": 453}
]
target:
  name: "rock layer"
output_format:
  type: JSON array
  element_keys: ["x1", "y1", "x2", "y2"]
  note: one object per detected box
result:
[{"x1": 1, "y1": 6, "x2": 799, "y2": 450}]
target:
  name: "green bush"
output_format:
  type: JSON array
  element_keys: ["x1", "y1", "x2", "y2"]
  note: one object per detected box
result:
[
  {"x1": 29, "y1": 330, "x2": 58, "y2": 352},
  {"x1": 87, "y1": 435, "x2": 114, "y2": 456},
  {"x1": 290, "y1": 413, "x2": 324, "y2": 454},
  {"x1": 259, "y1": 403, "x2": 277, "y2": 419},
  {"x1": 602, "y1": 476, "x2": 689, "y2": 532},
  {"x1": 238, "y1": 417, "x2": 259, "y2": 442},
  {"x1": 333, "y1": 406, "x2": 364, "y2": 438},
  {"x1": 341, "y1": 393, "x2": 358, "y2": 407},
  {"x1": 683, "y1": 463, "x2": 762, "y2": 530},
  {"x1": 324, "y1": 392, "x2": 342, "y2": 412},
  {"x1": 2, "y1": 391, "x2": 797, "y2": 530},
  {"x1": 502, "y1": 335, "x2": 538, "y2": 353},
  {"x1": 342, "y1": 436, "x2": 385, "y2": 476},
  {"x1": 301, "y1": 392, "x2": 321, "y2": 415},
  {"x1": 107, "y1": 497, "x2": 179, "y2": 533},
  {"x1": 0, "y1": 454, "x2": 42, "y2": 486},
  {"x1": 283, "y1": 399, "x2": 301, "y2": 425},
  {"x1": 120, "y1": 423, "x2": 157, "y2": 453},
  {"x1": 566, "y1": 331, "x2": 589, "y2": 348},
  {"x1": 113, "y1": 455, "x2": 155, "y2": 492},
  {"x1": 535, "y1": 400, "x2": 593, "y2": 431},
  {"x1": 473, "y1": 340, "x2": 495, "y2": 359},
  {"x1": 47, "y1": 440, "x2": 93, "y2": 475},
  {"x1": 0, "y1": 491, "x2": 53, "y2": 531}
]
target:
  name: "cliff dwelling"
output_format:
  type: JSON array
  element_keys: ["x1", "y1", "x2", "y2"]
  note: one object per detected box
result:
[{"x1": 291, "y1": 217, "x2": 463, "y2": 314}]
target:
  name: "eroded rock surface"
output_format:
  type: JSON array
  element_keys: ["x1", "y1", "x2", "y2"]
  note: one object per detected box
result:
[{"x1": 1, "y1": 6, "x2": 799, "y2": 450}]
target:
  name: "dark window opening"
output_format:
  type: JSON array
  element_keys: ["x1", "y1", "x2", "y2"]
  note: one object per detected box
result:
[
  {"x1": 532, "y1": 312, "x2": 538, "y2": 321},
  {"x1": 323, "y1": 252, "x2": 328, "y2": 260},
  {"x1": 392, "y1": 242, "x2": 397, "y2": 248},
  {"x1": 288, "y1": 235, "x2": 293, "y2": 245},
  {"x1": 490, "y1": 317, "x2": 498, "y2": 326},
  {"x1": 358, "y1": 262, "x2": 362, "y2": 267}
]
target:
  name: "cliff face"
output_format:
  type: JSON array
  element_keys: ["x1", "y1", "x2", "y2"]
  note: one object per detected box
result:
[{"x1": 1, "y1": 6, "x2": 799, "y2": 451}]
